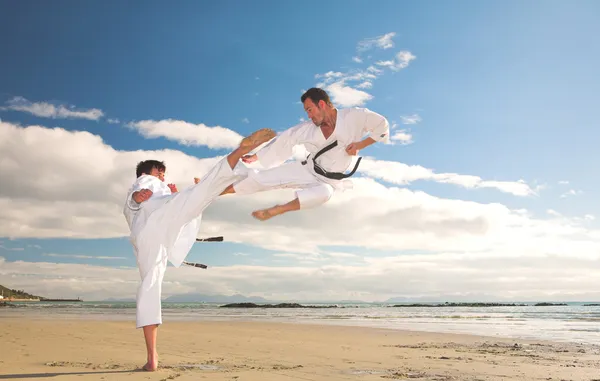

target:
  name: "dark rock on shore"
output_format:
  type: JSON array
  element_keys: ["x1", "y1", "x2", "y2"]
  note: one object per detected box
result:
[
  {"x1": 390, "y1": 302, "x2": 529, "y2": 307},
  {"x1": 220, "y1": 303, "x2": 338, "y2": 309}
]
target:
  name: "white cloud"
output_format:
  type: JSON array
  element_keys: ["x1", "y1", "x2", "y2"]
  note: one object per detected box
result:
[
  {"x1": 3, "y1": 231, "x2": 600, "y2": 302},
  {"x1": 2, "y1": 96, "x2": 104, "y2": 120},
  {"x1": 400, "y1": 114, "x2": 422, "y2": 125},
  {"x1": 358, "y1": 158, "x2": 536, "y2": 197},
  {"x1": 312, "y1": 33, "x2": 415, "y2": 108},
  {"x1": 357, "y1": 32, "x2": 396, "y2": 52},
  {"x1": 325, "y1": 81, "x2": 373, "y2": 107},
  {"x1": 390, "y1": 130, "x2": 413, "y2": 145},
  {"x1": 0, "y1": 245, "x2": 24, "y2": 251},
  {"x1": 0, "y1": 120, "x2": 221, "y2": 239},
  {"x1": 560, "y1": 189, "x2": 583, "y2": 198},
  {"x1": 242, "y1": 118, "x2": 250, "y2": 124},
  {"x1": 558, "y1": 180, "x2": 569, "y2": 185},
  {"x1": 107, "y1": 118, "x2": 120, "y2": 124},
  {"x1": 376, "y1": 51, "x2": 416, "y2": 71},
  {"x1": 4, "y1": 120, "x2": 599, "y2": 302},
  {"x1": 127, "y1": 119, "x2": 244, "y2": 149}
]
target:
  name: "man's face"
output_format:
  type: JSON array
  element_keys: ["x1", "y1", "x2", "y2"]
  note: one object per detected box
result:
[
  {"x1": 303, "y1": 99, "x2": 326, "y2": 126},
  {"x1": 149, "y1": 167, "x2": 165, "y2": 182}
]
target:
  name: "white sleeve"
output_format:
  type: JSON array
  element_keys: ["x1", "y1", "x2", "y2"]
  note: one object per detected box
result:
[
  {"x1": 360, "y1": 108, "x2": 390, "y2": 143},
  {"x1": 255, "y1": 123, "x2": 307, "y2": 168},
  {"x1": 125, "y1": 176, "x2": 160, "y2": 211}
]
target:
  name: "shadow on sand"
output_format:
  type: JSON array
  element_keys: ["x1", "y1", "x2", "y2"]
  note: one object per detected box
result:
[{"x1": 0, "y1": 369, "x2": 146, "y2": 379}]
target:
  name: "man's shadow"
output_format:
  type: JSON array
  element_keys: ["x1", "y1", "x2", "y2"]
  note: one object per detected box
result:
[{"x1": 0, "y1": 369, "x2": 148, "y2": 379}]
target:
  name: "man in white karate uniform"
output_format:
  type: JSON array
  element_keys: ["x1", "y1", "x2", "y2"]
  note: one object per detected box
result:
[
  {"x1": 220, "y1": 87, "x2": 390, "y2": 221},
  {"x1": 123, "y1": 128, "x2": 275, "y2": 371}
]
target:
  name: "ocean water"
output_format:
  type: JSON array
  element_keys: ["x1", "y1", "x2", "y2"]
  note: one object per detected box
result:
[{"x1": 2, "y1": 301, "x2": 600, "y2": 346}]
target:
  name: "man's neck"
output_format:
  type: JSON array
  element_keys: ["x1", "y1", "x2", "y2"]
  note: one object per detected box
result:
[{"x1": 321, "y1": 108, "x2": 337, "y2": 130}]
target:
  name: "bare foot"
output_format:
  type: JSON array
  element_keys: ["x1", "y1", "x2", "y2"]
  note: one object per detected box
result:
[
  {"x1": 142, "y1": 356, "x2": 158, "y2": 371},
  {"x1": 252, "y1": 208, "x2": 275, "y2": 221},
  {"x1": 239, "y1": 128, "x2": 276, "y2": 155}
]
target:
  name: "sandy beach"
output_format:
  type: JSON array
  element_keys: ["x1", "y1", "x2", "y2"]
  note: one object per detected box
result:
[{"x1": 1, "y1": 317, "x2": 599, "y2": 380}]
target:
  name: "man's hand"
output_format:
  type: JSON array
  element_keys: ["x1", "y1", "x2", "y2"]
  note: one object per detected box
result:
[
  {"x1": 133, "y1": 189, "x2": 153, "y2": 204},
  {"x1": 345, "y1": 142, "x2": 361, "y2": 156},
  {"x1": 242, "y1": 154, "x2": 258, "y2": 164},
  {"x1": 346, "y1": 137, "x2": 376, "y2": 156},
  {"x1": 168, "y1": 183, "x2": 178, "y2": 193}
]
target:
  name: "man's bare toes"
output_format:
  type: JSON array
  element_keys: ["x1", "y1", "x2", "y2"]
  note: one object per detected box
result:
[{"x1": 252, "y1": 209, "x2": 273, "y2": 221}]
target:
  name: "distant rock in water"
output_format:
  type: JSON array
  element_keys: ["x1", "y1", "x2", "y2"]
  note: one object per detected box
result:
[
  {"x1": 390, "y1": 302, "x2": 529, "y2": 307},
  {"x1": 533, "y1": 303, "x2": 567, "y2": 306},
  {"x1": 583, "y1": 303, "x2": 600, "y2": 306},
  {"x1": 220, "y1": 302, "x2": 338, "y2": 309}
]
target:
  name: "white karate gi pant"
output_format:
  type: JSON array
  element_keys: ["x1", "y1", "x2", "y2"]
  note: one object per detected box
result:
[
  {"x1": 132, "y1": 158, "x2": 240, "y2": 328},
  {"x1": 232, "y1": 161, "x2": 335, "y2": 209}
]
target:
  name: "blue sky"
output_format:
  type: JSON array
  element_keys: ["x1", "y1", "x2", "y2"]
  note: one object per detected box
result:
[{"x1": 1, "y1": 1, "x2": 600, "y2": 302}]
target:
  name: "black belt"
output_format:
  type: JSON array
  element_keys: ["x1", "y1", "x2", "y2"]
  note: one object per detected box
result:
[{"x1": 301, "y1": 140, "x2": 362, "y2": 180}]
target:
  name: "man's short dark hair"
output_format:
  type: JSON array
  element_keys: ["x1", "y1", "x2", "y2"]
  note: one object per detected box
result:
[
  {"x1": 136, "y1": 160, "x2": 166, "y2": 178},
  {"x1": 301, "y1": 87, "x2": 333, "y2": 107}
]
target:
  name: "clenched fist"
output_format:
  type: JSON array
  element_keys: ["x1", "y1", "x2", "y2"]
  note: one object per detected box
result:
[{"x1": 133, "y1": 189, "x2": 153, "y2": 203}]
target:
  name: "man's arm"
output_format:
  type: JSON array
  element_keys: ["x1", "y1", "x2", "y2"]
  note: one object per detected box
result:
[
  {"x1": 345, "y1": 137, "x2": 377, "y2": 156},
  {"x1": 346, "y1": 109, "x2": 390, "y2": 155}
]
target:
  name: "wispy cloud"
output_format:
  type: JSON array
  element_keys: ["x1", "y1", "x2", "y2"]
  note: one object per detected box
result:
[
  {"x1": 241, "y1": 118, "x2": 250, "y2": 124},
  {"x1": 313, "y1": 32, "x2": 415, "y2": 107},
  {"x1": 127, "y1": 119, "x2": 244, "y2": 149},
  {"x1": 376, "y1": 51, "x2": 417, "y2": 71},
  {"x1": 2, "y1": 96, "x2": 104, "y2": 121},
  {"x1": 390, "y1": 130, "x2": 413, "y2": 145},
  {"x1": 560, "y1": 189, "x2": 583, "y2": 198},
  {"x1": 358, "y1": 158, "x2": 536, "y2": 197},
  {"x1": 558, "y1": 180, "x2": 569, "y2": 185},
  {"x1": 0, "y1": 244, "x2": 24, "y2": 251},
  {"x1": 357, "y1": 32, "x2": 396, "y2": 52},
  {"x1": 400, "y1": 114, "x2": 422, "y2": 125},
  {"x1": 107, "y1": 118, "x2": 120, "y2": 124},
  {"x1": 43, "y1": 253, "x2": 127, "y2": 260}
]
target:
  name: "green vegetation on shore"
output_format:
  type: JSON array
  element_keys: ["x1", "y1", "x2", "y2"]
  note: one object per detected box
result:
[{"x1": 0, "y1": 284, "x2": 42, "y2": 300}]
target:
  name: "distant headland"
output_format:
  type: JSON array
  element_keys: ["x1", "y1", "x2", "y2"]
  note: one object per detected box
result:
[{"x1": 0, "y1": 284, "x2": 82, "y2": 306}]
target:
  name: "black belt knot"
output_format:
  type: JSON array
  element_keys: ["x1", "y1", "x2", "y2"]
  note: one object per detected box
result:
[{"x1": 301, "y1": 140, "x2": 362, "y2": 180}]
